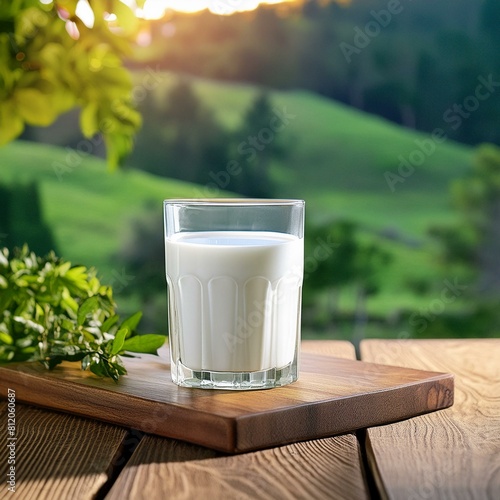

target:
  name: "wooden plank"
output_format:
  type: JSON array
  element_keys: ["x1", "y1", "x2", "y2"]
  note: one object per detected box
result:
[
  {"x1": 106, "y1": 340, "x2": 369, "y2": 500},
  {"x1": 106, "y1": 434, "x2": 368, "y2": 500},
  {"x1": 0, "y1": 343, "x2": 453, "y2": 453},
  {"x1": 0, "y1": 401, "x2": 129, "y2": 499},
  {"x1": 360, "y1": 339, "x2": 500, "y2": 500}
]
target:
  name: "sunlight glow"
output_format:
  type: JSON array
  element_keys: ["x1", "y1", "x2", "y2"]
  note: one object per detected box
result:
[{"x1": 133, "y1": 0, "x2": 295, "y2": 19}]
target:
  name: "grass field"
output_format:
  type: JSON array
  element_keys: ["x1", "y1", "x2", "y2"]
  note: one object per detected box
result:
[
  {"x1": 134, "y1": 71, "x2": 473, "y2": 237},
  {"x1": 0, "y1": 76, "x2": 476, "y2": 335},
  {"x1": 0, "y1": 141, "x2": 200, "y2": 275}
]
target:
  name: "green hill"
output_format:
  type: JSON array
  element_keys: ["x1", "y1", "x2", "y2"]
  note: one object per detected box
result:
[
  {"x1": 138, "y1": 71, "x2": 473, "y2": 236},
  {"x1": 0, "y1": 141, "x2": 200, "y2": 277},
  {"x1": 0, "y1": 79, "x2": 475, "y2": 328}
]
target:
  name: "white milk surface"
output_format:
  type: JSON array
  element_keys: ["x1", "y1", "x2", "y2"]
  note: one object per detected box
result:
[{"x1": 166, "y1": 231, "x2": 303, "y2": 372}]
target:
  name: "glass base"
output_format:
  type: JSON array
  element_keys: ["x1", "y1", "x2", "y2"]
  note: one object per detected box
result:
[{"x1": 171, "y1": 360, "x2": 298, "y2": 390}]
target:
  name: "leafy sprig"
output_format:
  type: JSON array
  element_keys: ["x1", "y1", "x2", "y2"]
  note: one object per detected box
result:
[
  {"x1": 0, "y1": 1, "x2": 144, "y2": 168},
  {"x1": 0, "y1": 246, "x2": 166, "y2": 381}
]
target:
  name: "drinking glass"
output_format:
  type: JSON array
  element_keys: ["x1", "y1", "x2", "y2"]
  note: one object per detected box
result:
[{"x1": 164, "y1": 199, "x2": 304, "y2": 390}]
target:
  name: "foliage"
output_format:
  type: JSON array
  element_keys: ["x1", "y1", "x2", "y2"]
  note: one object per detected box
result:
[
  {"x1": 141, "y1": 0, "x2": 500, "y2": 147},
  {"x1": 127, "y1": 79, "x2": 230, "y2": 183},
  {"x1": 430, "y1": 144, "x2": 500, "y2": 295},
  {"x1": 116, "y1": 206, "x2": 164, "y2": 299},
  {"x1": 303, "y1": 219, "x2": 392, "y2": 328},
  {"x1": 0, "y1": 245, "x2": 166, "y2": 381},
  {"x1": 0, "y1": 181, "x2": 58, "y2": 256},
  {"x1": 0, "y1": 0, "x2": 144, "y2": 168},
  {"x1": 230, "y1": 92, "x2": 287, "y2": 198},
  {"x1": 0, "y1": 70, "x2": 473, "y2": 320},
  {"x1": 127, "y1": 82, "x2": 288, "y2": 198}
]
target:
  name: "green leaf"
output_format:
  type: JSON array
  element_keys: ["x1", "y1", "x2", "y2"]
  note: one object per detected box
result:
[
  {"x1": 61, "y1": 287, "x2": 79, "y2": 316},
  {"x1": 120, "y1": 311, "x2": 142, "y2": 337},
  {"x1": 112, "y1": 356, "x2": 127, "y2": 376},
  {"x1": 80, "y1": 102, "x2": 99, "y2": 137},
  {"x1": 102, "y1": 314, "x2": 119, "y2": 333},
  {"x1": 57, "y1": 261, "x2": 72, "y2": 275},
  {"x1": 122, "y1": 334, "x2": 166, "y2": 354},
  {"x1": 77, "y1": 296, "x2": 99, "y2": 326},
  {"x1": 0, "y1": 332, "x2": 13, "y2": 345},
  {"x1": 46, "y1": 356, "x2": 64, "y2": 370},
  {"x1": 110, "y1": 327, "x2": 128, "y2": 355},
  {"x1": 104, "y1": 132, "x2": 134, "y2": 170},
  {"x1": 89, "y1": 360, "x2": 107, "y2": 378},
  {"x1": 0, "y1": 100, "x2": 24, "y2": 145},
  {"x1": 14, "y1": 88, "x2": 59, "y2": 126},
  {"x1": 0, "y1": 245, "x2": 150, "y2": 381}
]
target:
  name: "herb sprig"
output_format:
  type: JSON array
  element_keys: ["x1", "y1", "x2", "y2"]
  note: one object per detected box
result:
[{"x1": 0, "y1": 246, "x2": 166, "y2": 382}]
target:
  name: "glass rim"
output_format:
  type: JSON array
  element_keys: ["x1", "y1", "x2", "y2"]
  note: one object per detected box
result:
[{"x1": 164, "y1": 198, "x2": 304, "y2": 207}]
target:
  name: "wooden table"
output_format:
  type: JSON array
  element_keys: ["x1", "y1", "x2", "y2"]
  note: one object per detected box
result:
[{"x1": 1, "y1": 339, "x2": 499, "y2": 499}]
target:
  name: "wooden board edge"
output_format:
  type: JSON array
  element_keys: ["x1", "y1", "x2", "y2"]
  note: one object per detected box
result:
[
  {"x1": 0, "y1": 354, "x2": 455, "y2": 455},
  {"x1": 0, "y1": 365, "x2": 238, "y2": 453},
  {"x1": 232, "y1": 373, "x2": 454, "y2": 453}
]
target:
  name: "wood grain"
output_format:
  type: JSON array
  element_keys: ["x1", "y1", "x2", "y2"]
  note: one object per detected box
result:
[
  {"x1": 0, "y1": 401, "x2": 128, "y2": 500},
  {"x1": 0, "y1": 342, "x2": 453, "y2": 453},
  {"x1": 361, "y1": 339, "x2": 500, "y2": 500},
  {"x1": 106, "y1": 434, "x2": 368, "y2": 500},
  {"x1": 106, "y1": 340, "x2": 368, "y2": 500}
]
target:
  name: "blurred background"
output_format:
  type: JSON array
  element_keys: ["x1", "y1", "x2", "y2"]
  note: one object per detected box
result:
[{"x1": 1, "y1": 0, "x2": 500, "y2": 344}]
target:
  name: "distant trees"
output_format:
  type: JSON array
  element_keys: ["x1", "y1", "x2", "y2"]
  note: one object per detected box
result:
[
  {"x1": 128, "y1": 83, "x2": 285, "y2": 198},
  {"x1": 144, "y1": 0, "x2": 500, "y2": 147},
  {"x1": 303, "y1": 220, "x2": 392, "y2": 335},
  {"x1": 0, "y1": 183, "x2": 57, "y2": 255},
  {"x1": 231, "y1": 93, "x2": 288, "y2": 197},
  {"x1": 430, "y1": 144, "x2": 500, "y2": 296},
  {"x1": 414, "y1": 143, "x2": 500, "y2": 338},
  {"x1": 128, "y1": 80, "x2": 229, "y2": 183},
  {"x1": 430, "y1": 144, "x2": 500, "y2": 302}
]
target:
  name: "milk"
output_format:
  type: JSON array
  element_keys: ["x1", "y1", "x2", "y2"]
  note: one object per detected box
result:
[{"x1": 166, "y1": 230, "x2": 303, "y2": 373}]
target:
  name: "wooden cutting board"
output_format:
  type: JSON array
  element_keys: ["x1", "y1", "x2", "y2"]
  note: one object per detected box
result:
[{"x1": 0, "y1": 347, "x2": 454, "y2": 453}]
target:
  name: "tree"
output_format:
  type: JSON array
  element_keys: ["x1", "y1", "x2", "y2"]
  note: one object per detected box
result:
[
  {"x1": 303, "y1": 219, "x2": 392, "y2": 336},
  {"x1": 127, "y1": 79, "x2": 230, "y2": 184},
  {"x1": 0, "y1": 0, "x2": 143, "y2": 168},
  {"x1": 0, "y1": 182, "x2": 58, "y2": 255},
  {"x1": 231, "y1": 92, "x2": 288, "y2": 197},
  {"x1": 430, "y1": 144, "x2": 500, "y2": 295},
  {"x1": 454, "y1": 144, "x2": 500, "y2": 294}
]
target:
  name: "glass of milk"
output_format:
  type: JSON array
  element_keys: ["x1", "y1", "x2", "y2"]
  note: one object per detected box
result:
[{"x1": 164, "y1": 199, "x2": 304, "y2": 390}]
